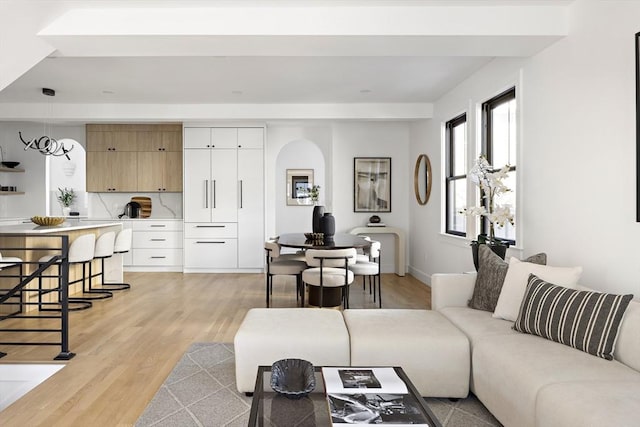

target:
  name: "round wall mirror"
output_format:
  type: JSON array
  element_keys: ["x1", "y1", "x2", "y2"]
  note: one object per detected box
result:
[{"x1": 414, "y1": 154, "x2": 432, "y2": 205}]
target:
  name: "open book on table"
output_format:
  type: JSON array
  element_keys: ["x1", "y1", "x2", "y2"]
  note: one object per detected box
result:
[{"x1": 322, "y1": 367, "x2": 431, "y2": 426}]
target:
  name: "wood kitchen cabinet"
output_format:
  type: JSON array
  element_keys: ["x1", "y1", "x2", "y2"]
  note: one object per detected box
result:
[
  {"x1": 86, "y1": 123, "x2": 182, "y2": 192},
  {"x1": 137, "y1": 151, "x2": 182, "y2": 192},
  {"x1": 86, "y1": 151, "x2": 138, "y2": 192}
]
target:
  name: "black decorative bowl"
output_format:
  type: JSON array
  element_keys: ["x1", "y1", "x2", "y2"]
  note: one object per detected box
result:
[
  {"x1": 1, "y1": 161, "x2": 20, "y2": 168},
  {"x1": 270, "y1": 358, "x2": 315, "y2": 399}
]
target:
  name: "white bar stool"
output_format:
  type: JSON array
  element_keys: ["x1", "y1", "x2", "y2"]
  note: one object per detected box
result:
[
  {"x1": 0, "y1": 252, "x2": 24, "y2": 316},
  {"x1": 89, "y1": 230, "x2": 130, "y2": 292},
  {"x1": 38, "y1": 233, "x2": 98, "y2": 311}
]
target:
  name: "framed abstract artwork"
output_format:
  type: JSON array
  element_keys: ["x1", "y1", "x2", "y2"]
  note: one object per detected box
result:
[
  {"x1": 354, "y1": 157, "x2": 391, "y2": 212},
  {"x1": 287, "y1": 169, "x2": 314, "y2": 206}
]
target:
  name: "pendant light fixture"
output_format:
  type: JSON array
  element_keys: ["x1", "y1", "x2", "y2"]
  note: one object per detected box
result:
[{"x1": 18, "y1": 88, "x2": 75, "y2": 160}]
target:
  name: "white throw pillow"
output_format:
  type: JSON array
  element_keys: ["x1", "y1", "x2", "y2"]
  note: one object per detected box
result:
[{"x1": 492, "y1": 257, "x2": 583, "y2": 321}]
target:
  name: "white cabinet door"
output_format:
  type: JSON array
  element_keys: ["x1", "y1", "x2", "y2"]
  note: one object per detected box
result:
[
  {"x1": 238, "y1": 128, "x2": 264, "y2": 149},
  {"x1": 184, "y1": 127, "x2": 211, "y2": 149},
  {"x1": 184, "y1": 149, "x2": 212, "y2": 222},
  {"x1": 210, "y1": 149, "x2": 238, "y2": 222},
  {"x1": 212, "y1": 128, "x2": 238, "y2": 148},
  {"x1": 238, "y1": 148, "x2": 264, "y2": 269}
]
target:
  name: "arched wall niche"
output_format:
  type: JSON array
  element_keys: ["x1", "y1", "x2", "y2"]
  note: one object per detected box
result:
[{"x1": 275, "y1": 139, "x2": 327, "y2": 235}]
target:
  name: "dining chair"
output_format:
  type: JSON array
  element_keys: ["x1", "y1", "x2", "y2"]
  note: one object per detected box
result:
[
  {"x1": 302, "y1": 248, "x2": 356, "y2": 308},
  {"x1": 264, "y1": 241, "x2": 308, "y2": 307},
  {"x1": 349, "y1": 240, "x2": 382, "y2": 307}
]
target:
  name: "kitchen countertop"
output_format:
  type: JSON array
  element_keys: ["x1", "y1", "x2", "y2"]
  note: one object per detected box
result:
[{"x1": 0, "y1": 220, "x2": 123, "y2": 235}]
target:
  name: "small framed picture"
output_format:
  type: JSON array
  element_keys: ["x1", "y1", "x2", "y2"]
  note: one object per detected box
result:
[
  {"x1": 287, "y1": 169, "x2": 314, "y2": 206},
  {"x1": 354, "y1": 157, "x2": 391, "y2": 212}
]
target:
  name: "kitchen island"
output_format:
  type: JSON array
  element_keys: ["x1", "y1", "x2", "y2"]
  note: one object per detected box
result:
[{"x1": 0, "y1": 220, "x2": 123, "y2": 313}]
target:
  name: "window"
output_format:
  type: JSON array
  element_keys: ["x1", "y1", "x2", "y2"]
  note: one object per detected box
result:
[
  {"x1": 445, "y1": 113, "x2": 467, "y2": 236},
  {"x1": 481, "y1": 88, "x2": 517, "y2": 244}
]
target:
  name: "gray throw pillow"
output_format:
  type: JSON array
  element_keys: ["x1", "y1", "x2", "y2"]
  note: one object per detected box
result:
[
  {"x1": 514, "y1": 274, "x2": 633, "y2": 360},
  {"x1": 468, "y1": 245, "x2": 546, "y2": 312}
]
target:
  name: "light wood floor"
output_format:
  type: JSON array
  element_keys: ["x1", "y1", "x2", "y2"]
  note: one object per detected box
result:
[{"x1": 0, "y1": 272, "x2": 431, "y2": 426}]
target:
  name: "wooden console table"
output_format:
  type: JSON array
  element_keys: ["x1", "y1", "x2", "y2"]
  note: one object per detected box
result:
[{"x1": 349, "y1": 226, "x2": 406, "y2": 276}]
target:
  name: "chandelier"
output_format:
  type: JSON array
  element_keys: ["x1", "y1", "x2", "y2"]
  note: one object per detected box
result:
[{"x1": 18, "y1": 88, "x2": 74, "y2": 160}]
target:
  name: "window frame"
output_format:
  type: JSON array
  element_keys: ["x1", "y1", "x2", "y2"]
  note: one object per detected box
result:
[
  {"x1": 445, "y1": 113, "x2": 468, "y2": 237},
  {"x1": 480, "y1": 87, "x2": 517, "y2": 245}
]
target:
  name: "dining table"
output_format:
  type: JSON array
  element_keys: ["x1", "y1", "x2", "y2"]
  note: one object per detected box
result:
[
  {"x1": 277, "y1": 233, "x2": 371, "y2": 307},
  {"x1": 277, "y1": 232, "x2": 371, "y2": 250}
]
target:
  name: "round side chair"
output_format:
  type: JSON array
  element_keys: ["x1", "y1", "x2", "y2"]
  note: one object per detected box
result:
[{"x1": 302, "y1": 248, "x2": 357, "y2": 308}]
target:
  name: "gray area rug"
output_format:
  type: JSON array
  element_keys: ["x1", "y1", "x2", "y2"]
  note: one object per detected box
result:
[{"x1": 135, "y1": 343, "x2": 502, "y2": 427}]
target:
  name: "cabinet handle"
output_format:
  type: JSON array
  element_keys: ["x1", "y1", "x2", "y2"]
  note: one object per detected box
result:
[
  {"x1": 196, "y1": 241, "x2": 225, "y2": 244},
  {"x1": 212, "y1": 180, "x2": 216, "y2": 208},
  {"x1": 204, "y1": 180, "x2": 209, "y2": 208},
  {"x1": 150, "y1": 238, "x2": 166, "y2": 241},
  {"x1": 150, "y1": 225, "x2": 166, "y2": 228},
  {"x1": 239, "y1": 180, "x2": 243, "y2": 208},
  {"x1": 150, "y1": 256, "x2": 166, "y2": 259},
  {"x1": 195, "y1": 225, "x2": 225, "y2": 228}
]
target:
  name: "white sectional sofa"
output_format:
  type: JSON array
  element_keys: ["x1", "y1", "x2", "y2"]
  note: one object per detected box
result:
[
  {"x1": 432, "y1": 272, "x2": 640, "y2": 427},
  {"x1": 234, "y1": 308, "x2": 470, "y2": 398}
]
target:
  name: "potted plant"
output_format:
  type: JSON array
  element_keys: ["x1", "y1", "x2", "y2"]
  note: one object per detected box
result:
[
  {"x1": 57, "y1": 187, "x2": 76, "y2": 216},
  {"x1": 463, "y1": 156, "x2": 514, "y2": 270},
  {"x1": 309, "y1": 185, "x2": 321, "y2": 204}
]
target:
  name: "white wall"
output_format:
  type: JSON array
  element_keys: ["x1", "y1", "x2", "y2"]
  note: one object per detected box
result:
[
  {"x1": 411, "y1": 0, "x2": 640, "y2": 295},
  {"x1": 267, "y1": 121, "x2": 411, "y2": 274},
  {"x1": 0, "y1": 122, "x2": 82, "y2": 218}
]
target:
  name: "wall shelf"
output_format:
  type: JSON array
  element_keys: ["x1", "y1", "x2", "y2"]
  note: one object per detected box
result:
[
  {"x1": 0, "y1": 192, "x2": 25, "y2": 195},
  {"x1": 0, "y1": 167, "x2": 24, "y2": 173}
]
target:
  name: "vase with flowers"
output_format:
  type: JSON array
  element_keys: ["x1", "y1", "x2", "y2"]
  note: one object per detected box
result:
[
  {"x1": 463, "y1": 156, "x2": 514, "y2": 270},
  {"x1": 57, "y1": 187, "x2": 76, "y2": 217}
]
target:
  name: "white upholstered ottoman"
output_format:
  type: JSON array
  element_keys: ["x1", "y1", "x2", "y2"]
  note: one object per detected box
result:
[
  {"x1": 234, "y1": 308, "x2": 351, "y2": 393},
  {"x1": 342, "y1": 309, "x2": 470, "y2": 398}
]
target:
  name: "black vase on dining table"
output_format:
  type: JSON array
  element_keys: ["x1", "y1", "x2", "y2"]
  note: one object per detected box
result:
[
  {"x1": 320, "y1": 212, "x2": 335, "y2": 240},
  {"x1": 312, "y1": 205, "x2": 325, "y2": 233}
]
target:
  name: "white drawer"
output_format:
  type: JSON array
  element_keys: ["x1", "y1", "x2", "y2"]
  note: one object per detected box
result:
[
  {"x1": 132, "y1": 248, "x2": 183, "y2": 266},
  {"x1": 132, "y1": 220, "x2": 183, "y2": 232},
  {"x1": 184, "y1": 223, "x2": 237, "y2": 238},
  {"x1": 133, "y1": 231, "x2": 183, "y2": 249},
  {"x1": 184, "y1": 238, "x2": 237, "y2": 268}
]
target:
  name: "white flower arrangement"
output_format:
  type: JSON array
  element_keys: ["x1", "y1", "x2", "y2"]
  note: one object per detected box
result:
[{"x1": 464, "y1": 156, "x2": 514, "y2": 244}]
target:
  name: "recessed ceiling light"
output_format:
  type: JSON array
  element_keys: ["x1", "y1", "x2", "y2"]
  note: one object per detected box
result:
[
  {"x1": 360, "y1": 89, "x2": 372, "y2": 93},
  {"x1": 232, "y1": 90, "x2": 243, "y2": 95},
  {"x1": 102, "y1": 90, "x2": 115, "y2": 94}
]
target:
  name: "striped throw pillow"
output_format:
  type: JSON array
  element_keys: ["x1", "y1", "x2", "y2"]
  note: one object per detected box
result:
[{"x1": 513, "y1": 274, "x2": 633, "y2": 360}]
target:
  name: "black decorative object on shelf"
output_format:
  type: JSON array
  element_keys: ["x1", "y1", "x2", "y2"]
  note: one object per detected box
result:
[
  {"x1": 270, "y1": 358, "x2": 316, "y2": 399},
  {"x1": 312, "y1": 205, "x2": 325, "y2": 233},
  {"x1": 369, "y1": 215, "x2": 381, "y2": 223},
  {"x1": 320, "y1": 212, "x2": 335, "y2": 239}
]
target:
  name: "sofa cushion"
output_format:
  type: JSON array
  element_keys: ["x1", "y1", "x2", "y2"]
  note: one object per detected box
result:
[
  {"x1": 536, "y1": 381, "x2": 640, "y2": 427},
  {"x1": 472, "y1": 333, "x2": 640, "y2": 427},
  {"x1": 614, "y1": 299, "x2": 640, "y2": 371},
  {"x1": 468, "y1": 245, "x2": 546, "y2": 312},
  {"x1": 514, "y1": 275, "x2": 633, "y2": 360},
  {"x1": 493, "y1": 258, "x2": 582, "y2": 321},
  {"x1": 439, "y1": 306, "x2": 518, "y2": 349},
  {"x1": 343, "y1": 309, "x2": 470, "y2": 398}
]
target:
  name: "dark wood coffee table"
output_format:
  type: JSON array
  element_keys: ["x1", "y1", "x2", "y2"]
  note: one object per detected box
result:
[{"x1": 248, "y1": 365, "x2": 442, "y2": 426}]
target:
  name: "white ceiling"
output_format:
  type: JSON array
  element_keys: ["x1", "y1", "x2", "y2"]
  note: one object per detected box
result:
[
  {"x1": 0, "y1": 0, "x2": 572, "y2": 114},
  {"x1": 0, "y1": 56, "x2": 492, "y2": 104}
]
